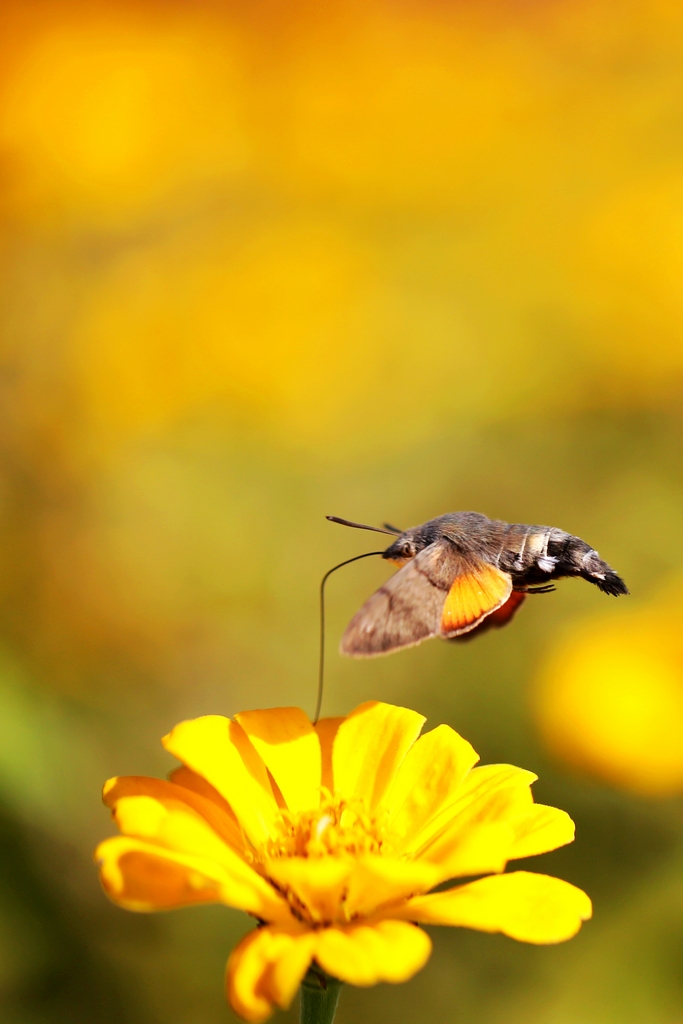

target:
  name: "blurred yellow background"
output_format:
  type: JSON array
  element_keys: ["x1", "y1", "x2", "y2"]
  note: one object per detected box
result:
[{"x1": 1, "y1": 1, "x2": 683, "y2": 1021}]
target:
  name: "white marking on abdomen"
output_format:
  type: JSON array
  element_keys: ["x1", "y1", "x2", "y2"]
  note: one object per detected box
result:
[
  {"x1": 514, "y1": 530, "x2": 529, "y2": 569},
  {"x1": 528, "y1": 529, "x2": 556, "y2": 573},
  {"x1": 526, "y1": 532, "x2": 547, "y2": 556}
]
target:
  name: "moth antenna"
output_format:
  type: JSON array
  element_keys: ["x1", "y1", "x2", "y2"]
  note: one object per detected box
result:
[
  {"x1": 315, "y1": 550, "x2": 384, "y2": 723},
  {"x1": 382, "y1": 522, "x2": 403, "y2": 534},
  {"x1": 326, "y1": 515, "x2": 397, "y2": 536}
]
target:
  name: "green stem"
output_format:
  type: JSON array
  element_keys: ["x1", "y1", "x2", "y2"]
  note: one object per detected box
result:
[{"x1": 300, "y1": 967, "x2": 343, "y2": 1024}]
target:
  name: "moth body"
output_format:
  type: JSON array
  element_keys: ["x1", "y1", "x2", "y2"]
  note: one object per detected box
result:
[
  {"x1": 340, "y1": 511, "x2": 627, "y2": 658},
  {"x1": 383, "y1": 512, "x2": 625, "y2": 596}
]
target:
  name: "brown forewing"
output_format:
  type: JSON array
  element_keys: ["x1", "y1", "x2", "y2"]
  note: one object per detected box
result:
[{"x1": 340, "y1": 540, "x2": 466, "y2": 657}]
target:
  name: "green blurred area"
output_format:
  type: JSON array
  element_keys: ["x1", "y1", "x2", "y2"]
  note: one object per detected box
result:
[{"x1": 1, "y1": 1, "x2": 683, "y2": 1022}]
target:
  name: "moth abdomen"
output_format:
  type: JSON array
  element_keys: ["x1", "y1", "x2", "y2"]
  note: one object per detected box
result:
[
  {"x1": 576, "y1": 544, "x2": 628, "y2": 596},
  {"x1": 497, "y1": 526, "x2": 628, "y2": 596},
  {"x1": 496, "y1": 525, "x2": 562, "y2": 581},
  {"x1": 545, "y1": 534, "x2": 628, "y2": 596}
]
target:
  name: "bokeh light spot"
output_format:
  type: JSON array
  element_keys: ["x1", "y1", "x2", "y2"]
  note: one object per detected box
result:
[{"x1": 534, "y1": 608, "x2": 683, "y2": 796}]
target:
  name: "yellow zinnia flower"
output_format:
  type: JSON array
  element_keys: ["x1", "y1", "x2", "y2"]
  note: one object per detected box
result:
[{"x1": 95, "y1": 701, "x2": 591, "y2": 1022}]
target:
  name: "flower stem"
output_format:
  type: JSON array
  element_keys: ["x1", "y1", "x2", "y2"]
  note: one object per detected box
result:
[{"x1": 300, "y1": 967, "x2": 343, "y2": 1024}]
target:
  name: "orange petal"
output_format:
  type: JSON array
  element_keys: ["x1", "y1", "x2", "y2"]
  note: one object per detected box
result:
[
  {"x1": 397, "y1": 871, "x2": 592, "y2": 944},
  {"x1": 333, "y1": 701, "x2": 425, "y2": 810},
  {"x1": 263, "y1": 856, "x2": 354, "y2": 925},
  {"x1": 235, "y1": 708, "x2": 321, "y2": 814},
  {"x1": 95, "y1": 834, "x2": 290, "y2": 922},
  {"x1": 96, "y1": 839, "x2": 222, "y2": 911},
  {"x1": 168, "y1": 765, "x2": 234, "y2": 813},
  {"x1": 111, "y1": 795, "x2": 240, "y2": 865},
  {"x1": 163, "y1": 716, "x2": 279, "y2": 846},
  {"x1": 314, "y1": 919, "x2": 432, "y2": 986},
  {"x1": 315, "y1": 717, "x2": 344, "y2": 792},
  {"x1": 382, "y1": 724, "x2": 479, "y2": 846},
  {"x1": 103, "y1": 775, "x2": 246, "y2": 854},
  {"x1": 227, "y1": 926, "x2": 316, "y2": 1023}
]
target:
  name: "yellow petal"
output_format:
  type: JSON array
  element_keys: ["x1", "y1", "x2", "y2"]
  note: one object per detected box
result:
[
  {"x1": 314, "y1": 919, "x2": 432, "y2": 986},
  {"x1": 95, "y1": 835, "x2": 291, "y2": 922},
  {"x1": 163, "y1": 715, "x2": 279, "y2": 846},
  {"x1": 315, "y1": 717, "x2": 344, "y2": 792},
  {"x1": 509, "y1": 804, "x2": 575, "y2": 860},
  {"x1": 408, "y1": 763, "x2": 536, "y2": 858},
  {"x1": 431, "y1": 822, "x2": 516, "y2": 880},
  {"x1": 382, "y1": 724, "x2": 479, "y2": 846},
  {"x1": 227, "y1": 926, "x2": 316, "y2": 1023},
  {"x1": 263, "y1": 856, "x2": 354, "y2": 925},
  {"x1": 235, "y1": 708, "x2": 322, "y2": 814},
  {"x1": 269, "y1": 932, "x2": 319, "y2": 1009},
  {"x1": 104, "y1": 775, "x2": 246, "y2": 853},
  {"x1": 412, "y1": 768, "x2": 575, "y2": 880},
  {"x1": 398, "y1": 871, "x2": 592, "y2": 944},
  {"x1": 333, "y1": 701, "x2": 425, "y2": 810},
  {"x1": 343, "y1": 855, "x2": 440, "y2": 920}
]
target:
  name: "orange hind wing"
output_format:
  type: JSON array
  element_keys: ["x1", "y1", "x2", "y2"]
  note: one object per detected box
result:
[{"x1": 440, "y1": 562, "x2": 513, "y2": 636}]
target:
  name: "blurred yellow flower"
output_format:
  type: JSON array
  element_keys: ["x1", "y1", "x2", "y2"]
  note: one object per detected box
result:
[
  {"x1": 96, "y1": 700, "x2": 590, "y2": 1021},
  {"x1": 534, "y1": 606, "x2": 683, "y2": 796},
  {"x1": 0, "y1": 17, "x2": 249, "y2": 226}
]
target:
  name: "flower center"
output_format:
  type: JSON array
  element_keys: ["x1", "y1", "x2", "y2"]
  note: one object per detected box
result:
[{"x1": 264, "y1": 790, "x2": 393, "y2": 859}]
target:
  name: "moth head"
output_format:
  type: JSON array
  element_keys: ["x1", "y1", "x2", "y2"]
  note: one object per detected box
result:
[{"x1": 382, "y1": 535, "x2": 418, "y2": 566}]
